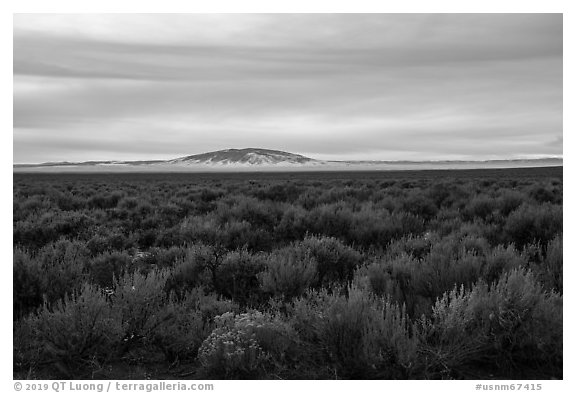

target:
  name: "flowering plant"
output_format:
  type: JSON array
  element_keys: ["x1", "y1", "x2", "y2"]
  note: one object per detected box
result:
[{"x1": 198, "y1": 311, "x2": 296, "y2": 378}]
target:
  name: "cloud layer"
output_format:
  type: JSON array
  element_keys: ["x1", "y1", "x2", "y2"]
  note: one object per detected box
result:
[{"x1": 13, "y1": 14, "x2": 562, "y2": 163}]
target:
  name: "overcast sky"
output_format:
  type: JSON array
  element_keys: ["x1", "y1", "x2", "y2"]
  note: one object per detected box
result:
[{"x1": 13, "y1": 14, "x2": 562, "y2": 163}]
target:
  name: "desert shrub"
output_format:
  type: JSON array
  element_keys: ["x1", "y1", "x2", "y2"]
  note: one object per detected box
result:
[
  {"x1": 497, "y1": 190, "x2": 526, "y2": 216},
  {"x1": 274, "y1": 205, "x2": 309, "y2": 243},
  {"x1": 289, "y1": 286, "x2": 418, "y2": 378},
  {"x1": 253, "y1": 183, "x2": 303, "y2": 203},
  {"x1": 348, "y1": 209, "x2": 425, "y2": 248},
  {"x1": 181, "y1": 215, "x2": 271, "y2": 251},
  {"x1": 198, "y1": 188, "x2": 224, "y2": 203},
  {"x1": 386, "y1": 235, "x2": 432, "y2": 260},
  {"x1": 36, "y1": 240, "x2": 90, "y2": 302},
  {"x1": 537, "y1": 235, "x2": 563, "y2": 292},
  {"x1": 463, "y1": 195, "x2": 498, "y2": 221},
  {"x1": 430, "y1": 208, "x2": 464, "y2": 237},
  {"x1": 218, "y1": 196, "x2": 281, "y2": 230},
  {"x1": 13, "y1": 195, "x2": 52, "y2": 222},
  {"x1": 353, "y1": 261, "x2": 390, "y2": 298},
  {"x1": 14, "y1": 240, "x2": 91, "y2": 318},
  {"x1": 401, "y1": 193, "x2": 438, "y2": 220},
  {"x1": 295, "y1": 235, "x2": 362, "y2": 286},
  {"x1": 130, "y1": 246, "x2": 188, "y2": 275},
  {"x1": 296, "y1": 188, "x2": 323, "y2": 209},
  {"x1": 108, "y1": 231, "x2": 130, "y2": 250},
  {"x1": 135, "y1": 200, "x2": 154, "y2": 217},
  {"x1": 149, "y1": 292, "x2": 216, "y2": 362},
  {"x1": 150, "y1": 246, "x2": 187, "y2": 268},
  {"x1": 353, "y1": 254, "x2": 419, "y2": 308},
  {"x1": 428, "y1": 182, "x2": 452, "y2": 208},
  {"x1": 419, "y1": 239, "x2": 485, "y2": 296},
  {"x1": 157, "y1": 203, "x2": 185, "y2": 225},
  {"x1": 504, "y1": 203, "x2": 562, "y2": 249},
  {"x1": 481, "y1": 246, "x2": 527, "y2": 284},
  {"x1": 14, "y1": 211, "x2": 94, "y2": 250},
  {"x1": 165, "y1": 244, "x2": 216, "y2": 297},
  {"x1": 88, "y1": 252, "x2": 131, "y2": 288},
  {"x1": 422, "y1": 269, "x2": 562, "y2": 378},
  {"x1": 356, "y1": 236, "x2": 492, "y2": 318},
  {"x1": 155, "y1": 226, "x2": 186, "y2": 248},
  {"x1": 27, "y1": 283, "x2": 124, "y2": 377},
  {"x1": 117, "y1": 196, "x2": 139, "y2": 210},
  {"x1": 442, "y1": 184, "x2": 471, "y2": 210},
  {"x1": 13, "y1": 249, "x2": 44, "y2": 318},
  {"x1": 112, "y1": 270, "x2": 170, "y2": 352},
  {"x1": 136, "y1": 229, "x2": 157, "y2": 248},
  {"x1": 220, "y1": 220, "x2": 273, "y2": 251},
  {"x1": 259, "y1": 247, "x2": 318, "y2": 299},
  {"x1": 45, "y1": 211, "x2": 94, "y2": 244},
  {"x1": 527, "y1": 183, "x2": 558, "y2": 204},
  {"x1": 86, "y1": 235, "x2": 110, "y2": 256},
  {"x1": 180, "y1": 215, "x2": 220, "y2": 246},
  {"x1": 459, "y1": 233, "x2": 490, "y2": 256},
  {"x1": 48, "y1": 190, "x2": 82, "y2": 211},
  {"x1": 187, "y1": 287, "x2": 240, "y2": 321},
  {"x1": 14, "y1": 317, "x2": 42, "y2": 375},
  {"x1": 198, "y1": 310, "x2": 299, "y2": 379},
  {"x1": 88, "y1": 191, "x2": 123, "y2": 209},
  {"x1": 215, "y1": 250, "x2": 265, "y2": 306},
  {"x1": 521, "y1": 242, "x2": 544, "y2": 265},
  {"x1": 304, "y1": 203, "x2": 354, "y2": 240}
]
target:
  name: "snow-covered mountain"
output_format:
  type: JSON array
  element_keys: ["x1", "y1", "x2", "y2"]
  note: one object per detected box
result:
[{"x1": 168, "y1": 148, "x2": 318, "y2": 166}]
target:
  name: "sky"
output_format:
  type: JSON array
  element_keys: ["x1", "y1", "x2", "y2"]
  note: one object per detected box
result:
[{"x1": 13, "y1": 13, "x2": 563, "y2": 163}]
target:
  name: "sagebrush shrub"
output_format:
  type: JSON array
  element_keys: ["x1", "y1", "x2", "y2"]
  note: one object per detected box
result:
[
  {"x1": 422, "y1": 268, "x2": 562, "y2": 378},
  {"x1": 463, "y1": 195, "x2": 498, "y2": 221},
  {"x1": 527, "y1": 183, "x2": 558, "y2": 204},
  {"x1": 290, "y1": 285, "x2": 418, "y2": 378},
  {"x1": 402, "y1": 193, "x2": 438, "y2": 220},
  {"x1": 504, "y1": 203, "x2": 562, "y2": 249},
  {"x1": 481, "y1": 245, "x2": 526, "y2": 284},
  {"x1": 165, "y1": 244, "x2": 216, "y2": 297},
  {"x1": 88, "y1": 252, "x2": 131, "y2": 288},
  {"x1": 13, "y1": 317, "x2": 42, "y2": 373},
  {"x1": 497, "y1": 190, "x2": 526, "y2": 216},
  {"x1": 304, "y1": 202, "x2": 354, "y2": 240},
  {"x1": 35, "y1": 240, "x2": 89, "y2": 304},
  {"x1": 537, "y1": 235, "x2": 563, "y2": 292},
  {"x1": 274, "y1": 205, "x2": 309, "y2": 243},
  {"x1": 296, "y1": 235, "x2": 362, "y2": 286},
  {"x1": 386, "y1": 234, "x2": 432, "y2": 260},
  {"x1": 149, "y1": 295, "x2": 210, "y2": 362},
  {"x1": 13, "y1": 248, "x2": 44, "y2": 318},
  {"x1": 259, "y1": 247, "x2": 318, "y2": 299},
  {"x1": 28, "y1": 283, "x2": 124, "y2": 377},
  {"x1": 113, "y1": 269, "x2": 170, "y2": 350},
  {"x1": 214, "y1": 250, "x2": 265, "y2": 306}
]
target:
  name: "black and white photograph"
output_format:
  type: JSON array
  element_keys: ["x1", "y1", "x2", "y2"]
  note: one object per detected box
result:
[{"x1": 11, "y1": 8, "x2": 566, "y2": 386}]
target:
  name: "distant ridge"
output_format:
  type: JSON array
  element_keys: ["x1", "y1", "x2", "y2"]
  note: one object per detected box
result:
[{"x1": 13, "y1": 148, "x2": 563, "y2": 172}]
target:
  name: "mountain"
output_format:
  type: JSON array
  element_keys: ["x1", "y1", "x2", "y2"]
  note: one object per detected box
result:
[
  {"x1": 168, "y1": 148, "x2": 317, "y2": 166},
  {"x1": 13, "y1": 148, "x2": 563, "y2": 172}
]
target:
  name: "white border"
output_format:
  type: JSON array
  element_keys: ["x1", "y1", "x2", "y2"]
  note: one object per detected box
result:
[{"x1": 4, "y1": 2, "x2": 573, "y2": 391}]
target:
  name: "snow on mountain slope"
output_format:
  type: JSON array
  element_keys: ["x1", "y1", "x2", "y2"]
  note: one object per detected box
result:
[{"x1": 168, "y1": 148, "x2": 319, "y2": 166}]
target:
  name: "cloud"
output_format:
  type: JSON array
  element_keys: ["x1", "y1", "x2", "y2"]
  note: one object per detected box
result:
[{"x1": 13, "y1": 14, "x2": 562, "y2": 163}]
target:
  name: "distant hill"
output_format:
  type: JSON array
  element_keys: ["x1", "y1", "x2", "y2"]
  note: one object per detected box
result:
[
  {"x1": 168, "y1": 148, "x2": 316, "y2": 165},
  {"x1": 13, "y1": 148, "x2": 563, "y2": 172}
]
